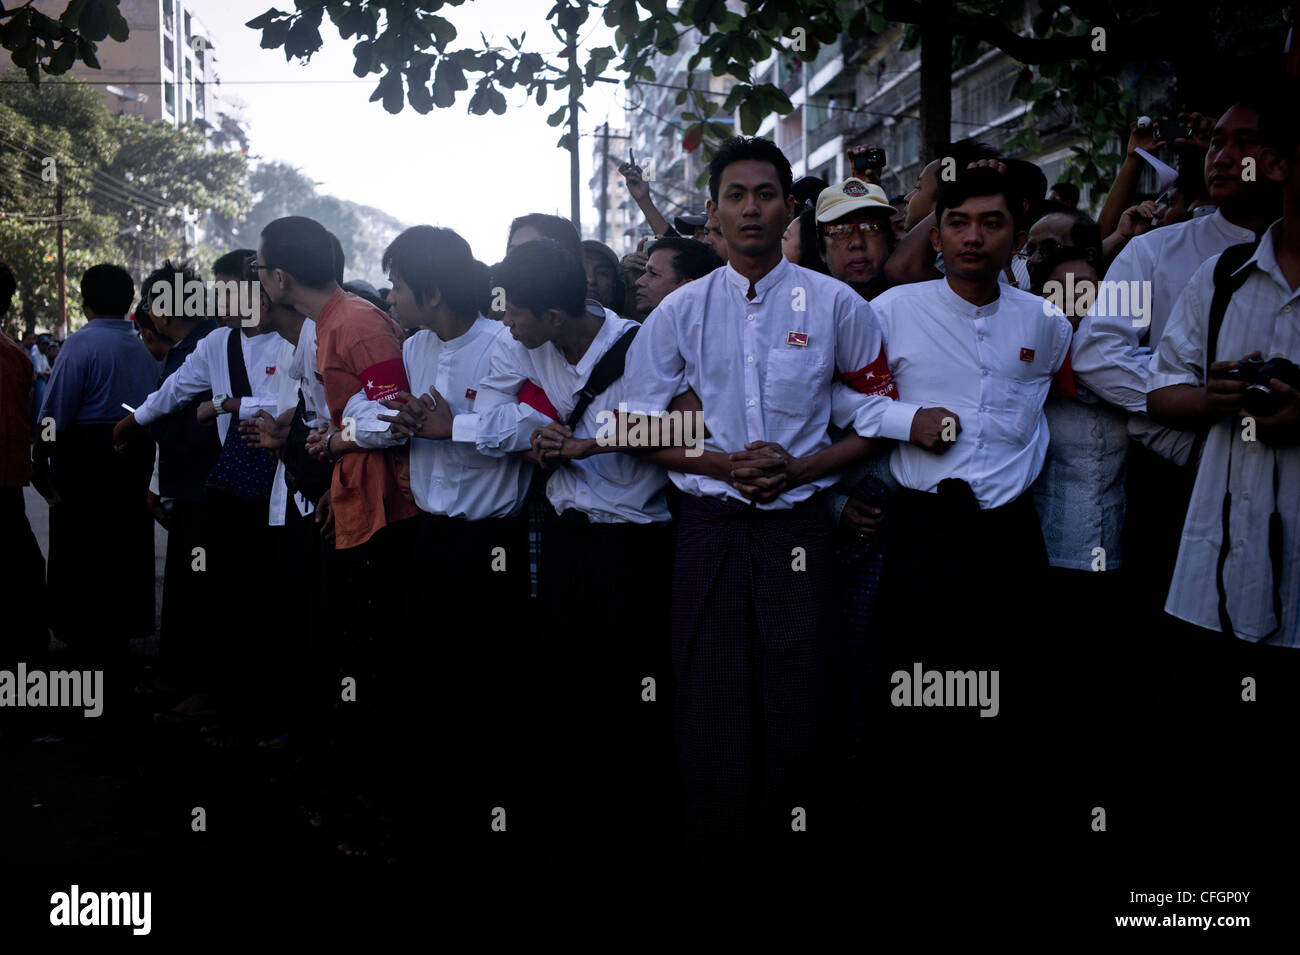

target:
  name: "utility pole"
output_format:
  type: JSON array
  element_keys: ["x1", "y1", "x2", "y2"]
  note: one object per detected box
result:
[
  {"x1": 598, "y1": 122, "x2": 610, "y2": 243},
  {"x1": 920, "y1": 0, "x2": 952, "y2": 166},
  {"x1": 563, "y1": 8, "x2": 582, "y2": 233},
  {"x1": 55, "y1": 183, "x2": 66, "y2": 340}
]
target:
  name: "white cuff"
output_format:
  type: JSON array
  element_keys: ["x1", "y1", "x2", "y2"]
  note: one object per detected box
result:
[
  {"x1": 451, "y1": 412, "x2": 479, "y2": 444},
  {"x1": 879, "y1": 401, "x2": 923, "y2": 442}
]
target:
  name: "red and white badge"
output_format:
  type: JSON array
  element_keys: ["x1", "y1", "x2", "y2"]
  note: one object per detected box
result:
[
  {"x1": 265, "y1": 365, "x2": 276, "y2": 375},
  {"x1": 787, "y1": 331, "x2": 809, "y2": 347},
  {"x1": 1019, "y1": 347, "x2": 1035, "y2": 363},
  {"x1": 465, "y1": 388, "x2": 477, "y2": 401}
]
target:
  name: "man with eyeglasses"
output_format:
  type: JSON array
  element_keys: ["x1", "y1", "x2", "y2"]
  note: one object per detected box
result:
[{"x1": 815, "y1": 178, "x2": 898, "y2": 301}]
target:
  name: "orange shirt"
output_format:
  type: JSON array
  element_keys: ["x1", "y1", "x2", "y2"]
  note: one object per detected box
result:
[
  {"x1": 0, "y1": 335, "x2": 34, "y2": 487},
  {"x1": 314, "y1": 288, "x2": 417, "y2": 549}
]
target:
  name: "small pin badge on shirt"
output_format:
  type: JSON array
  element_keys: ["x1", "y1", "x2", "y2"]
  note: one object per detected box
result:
[
  {"x1": 465, "y1": 388, "x2": 477, "y2": 400},
  {"x1": 1019, "y1": 347, "x2": 1035, "y2": 362},
  {"x1": 265, "y1": 366, "x2": 276, "y2": 375},
  {"x1": 787, "y1": 331, "x2": 809, "y2": 347}
]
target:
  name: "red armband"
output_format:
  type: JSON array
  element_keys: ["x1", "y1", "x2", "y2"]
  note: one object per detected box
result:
[
  {"x1": 837, "y1": 351, "x2": 899, "y2": 399},
  {"x1": 359, "y1": 358, "x2": 409, "y2": 402}
]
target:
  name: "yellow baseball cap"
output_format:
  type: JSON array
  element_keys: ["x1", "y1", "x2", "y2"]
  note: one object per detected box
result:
[{"x1": 815, "y1": 178, "x2": 894, "y2": 223}]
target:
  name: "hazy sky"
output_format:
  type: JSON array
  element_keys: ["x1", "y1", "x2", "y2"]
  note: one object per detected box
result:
[{"x1": 199, "y1": 0, "x2": 627, "y2": 268}]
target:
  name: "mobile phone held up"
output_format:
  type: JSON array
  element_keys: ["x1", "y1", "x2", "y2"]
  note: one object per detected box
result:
[{"x1": 1152, "y1": 118, "x2": 1192, "y2": 145}]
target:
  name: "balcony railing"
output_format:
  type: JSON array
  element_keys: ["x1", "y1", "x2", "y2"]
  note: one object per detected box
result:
[{"x1": 806, "y1": 111, "x2": 845, "y2": 154}]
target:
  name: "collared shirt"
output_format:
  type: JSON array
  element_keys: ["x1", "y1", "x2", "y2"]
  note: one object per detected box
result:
[
  {"x1": 314, "y1": 287, "x2": 418, "y2": 549},
  {"x1": 1072, "y1": 209, "x2": 1257, "y2": 465},
  {"x1": 1147, "y1": 220, "x2": 1300, "y2": 645},
  {"x1": 0, "y1": 335, "x2": 34, "y2": 486},
  {"x1": 403, "y1": 317, "x2": 532, "y2": 520},
  {"x1": 39, "y1": 318, "x2": 159, "y2": 430},
  {"x1": 1030, "y1": 388, "x2": 1129, "y2": 569},
  {"x1": 29, "y1": 346, "x2": 50, "y2": 376},
  {"x1": 868, "y1": 277, "x2": 1072, "y2": 509},
  {"x1": 621, "y1": 256, "x2": 905, "y2": 509},
  {"x1": 453, "y1": 304, "x2": 670, "y2": 523},
  {"x1": 133, "y1": 326, "x2": 283, "y2": 446},
  {"x1": 268, "y1": 320, "x2": 330, "y2": 526}
]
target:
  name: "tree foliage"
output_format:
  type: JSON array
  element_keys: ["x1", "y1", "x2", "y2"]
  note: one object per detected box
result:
[
  {"x1": 242, "y1": 160, "x2": 406, "y2": 286},
  {"x1": 0, "y1": 71, "x2": 251, "y2": 334}
]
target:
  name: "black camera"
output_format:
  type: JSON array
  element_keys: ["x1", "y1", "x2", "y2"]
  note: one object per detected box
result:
[
  {"x1": 1223, "y1": 356, "x2": 1300, "y2": 416},
  {"x1": 853, "y1": 148, "x2": 886, "y2": 172}
]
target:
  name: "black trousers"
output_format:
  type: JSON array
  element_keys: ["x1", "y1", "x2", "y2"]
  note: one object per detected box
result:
[
  {"x1": 671, "y1": 493, "x2": 837, "y2": 842},
  {"x1": 46, "y1": 425, "x2": 154, "y2": 657},
  {"x1": 533, "y1": 504, "x2": 676, "y2": 845},
  {"x1": 0, "y1": 485, "x2": 47, "y2": 663},
  {"x1": 159, "y1": 497, "x2": 210, "y2": 686},
  {"x1": 870, "y1": 483, "x2": 1050, "y2": 839},
  {"x1": 414, "y1": 510, "x2": 530, "y2": 829}
]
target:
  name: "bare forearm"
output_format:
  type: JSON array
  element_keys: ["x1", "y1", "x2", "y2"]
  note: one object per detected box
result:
[
  {"x1": 635, "y1": 195, "x2": 673, "y2": 237},
  {"x1": 792, "y1": 434, "x2": 874, "y2": 487},
  {"x1": 1147, "y1": 384, "x2": 1213, "y2": 431},
  {"x1": 645, "y1": 447, "x2": 730, "y2": 479},
  {"x1": 884, "y1": 211, "x2": 943, "y2": 286},
  {"x1": 1097, "y1": 155, "x2": 1142, "y2": 237}
]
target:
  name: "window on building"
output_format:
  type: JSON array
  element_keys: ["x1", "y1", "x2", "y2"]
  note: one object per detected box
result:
[
  {"x1": 185, "y1": 58, "x2": 191, "y2": 81},
  {"x1": 186, "y1": 100, "x2": 193, "y2": 123},
  {"x1": 195, "y1": 81, "x2": 205, "y2": 114},
  {"x1": 164, "y1": 41, "x2": 174, "y2": 73},
  {"x1": 163, "y1": 0, "x2": 174, "y2": 34},
  {"x1": 165, "y1": 82, "x2": 175, "y2": 114},
  {"x1": 184, "y1": 11, "x2": 192, "y2": 42}
]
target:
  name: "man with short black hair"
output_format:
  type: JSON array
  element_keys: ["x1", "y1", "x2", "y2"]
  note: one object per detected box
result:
[
  {"x1": 36, "y1": 265, "x2": 158, "y2": 659},
  {"x1": 866, "y1": 166, "x2": 1072, "y2": 835},
  {"x1": 634, "y1": 236, "x2": 723, "y2": 316},
  {"x1": 600, "y1": 136, "x2": 908, "y2": 839},
  {"x1": 507, "y1": 213, "x2": 582, "y2": 262}
]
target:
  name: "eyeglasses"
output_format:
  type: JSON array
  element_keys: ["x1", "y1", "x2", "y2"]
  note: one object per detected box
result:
[
  {"x1": 245, "y1": 255, "x2": 273, "y2": 273},
  {"x1": 1024, "y1": 238, "x2": 1063, "y2": 259},
  {"x1": 822, "y1": 221, "x2": 885, "y2": 242}
]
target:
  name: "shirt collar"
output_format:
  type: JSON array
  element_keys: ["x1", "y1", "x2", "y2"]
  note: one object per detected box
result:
[
  {"x1": 1210, "y1": 208, "x2": 1258, "y2": 244},
  {"x1": 315, "y1": 286, "x2": 348, "y2": 325},
  {"x1": 439, "y1": 315, "x2": 491, "y2": 355},
  {"x1": 723, "y1": 256, "x2": 790, "y2": 304},
  {"x1": 1238, "y1": 219, "x2": 1298, "y2": 298},
  {"x1": 937, "y1": 275, "x2": 1001, "y2": 319}
]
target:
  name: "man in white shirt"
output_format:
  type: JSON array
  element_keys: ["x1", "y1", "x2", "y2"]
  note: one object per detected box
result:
[
  {"x1": 1147, "y1": 103, "x2": 1300, "y2": 654},
  {"x1": 114, "y1": 260, "x2": 283, "y2": 722},
  {"x1": 555, "y1": 137, "x2": 930, "y2": 840},
  {"x1": 409, "y1": 237, "x2": 675, "y2": 842},
  {"x1": 868, "y1": 166, "x2": 1072, "y2": 835},
  {"x1": 374, "y1": 225, "x2": 534, "y2": 834},
  {"x1": 1072, "y1": 100, "x2": 1282, "y2": 621}
]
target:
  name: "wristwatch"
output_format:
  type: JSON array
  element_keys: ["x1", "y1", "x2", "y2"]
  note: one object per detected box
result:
[{"x1": 212, "y1": 393, "x2": 232, "y2": 414}]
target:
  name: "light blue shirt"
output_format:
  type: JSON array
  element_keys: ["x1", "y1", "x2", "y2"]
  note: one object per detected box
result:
[{"x1": 39, "y1": 318, "x2": 159, "y2": 429}]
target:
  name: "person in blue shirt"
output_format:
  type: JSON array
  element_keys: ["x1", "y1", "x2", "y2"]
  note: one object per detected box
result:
[{"x1": 33, "y1": 265, "x2": 159, "y2": 661}]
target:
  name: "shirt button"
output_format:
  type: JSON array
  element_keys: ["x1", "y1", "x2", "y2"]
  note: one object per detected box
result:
[
  {"x1": 747, "y1": 399, "x2": 756, "y2": 407},
  {"x1": 747, "y1": 354, "x2": 754, "y2": 363},
  {"x1": 747, "y1": 314, "x2": 755, "y2": 321},
  {"x1": 1243, "y1": 492, "x2": 1250, "y2": 501},
  {"x1": 978, "y1": 441, "x2": 985, "y2": 448},
  {"x1": 981, "y1": 369, "x2": 989, "y2": 377},
  {"x1": 1236, "y1": 539, "x2": 1245, "y2": 550},
  {"x1": 979, "y1": 405, "x2": 987, "y2": 412},
  {"x1": 1285, "y1": 305, "x2": 1292, "y2": 313}
]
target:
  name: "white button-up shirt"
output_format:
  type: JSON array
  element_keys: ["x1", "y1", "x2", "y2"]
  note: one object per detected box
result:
[
  {"x1": 1072, "y1": 209, "x2": 1257, "y2": 465},
  {"x1": 403, "y1": 317, "x2": 532, "y2": 520},
  {"x1": 452, "y1": 306, "x2": 669, "y2": 524},
  {"x1": 133, "y1": 327, "x2": 284, "y2": 447},
  {"x1": 269, "y1": 319, "x2": 329, "y2": 526},
  {"x1": 622, "y1": 257, "x2": 907, "y2": 509},
  {"x1": 1147, "y1": 220, "x2": 1300, "y2": 645},
  {"x1": 869, "y1": 277, "x2": 1072, "y2": 509}
]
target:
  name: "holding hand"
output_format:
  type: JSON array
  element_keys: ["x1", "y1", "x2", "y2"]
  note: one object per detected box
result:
[
  {"x1": 910, "y1": 407, "x2": 961, "y2": 453},
  {"x1": 240, "y1": 409, "x2": 288, "y2": 450}
]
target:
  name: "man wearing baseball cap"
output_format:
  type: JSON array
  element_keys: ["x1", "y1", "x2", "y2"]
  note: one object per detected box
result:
[{"x1": 816, "y1": 177, "x2": 898, "y2": 300}]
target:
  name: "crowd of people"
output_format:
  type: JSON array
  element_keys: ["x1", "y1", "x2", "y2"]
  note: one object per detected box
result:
[{"x1": 1, "y1": 77, "x2": 1298, "y2": 861}]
